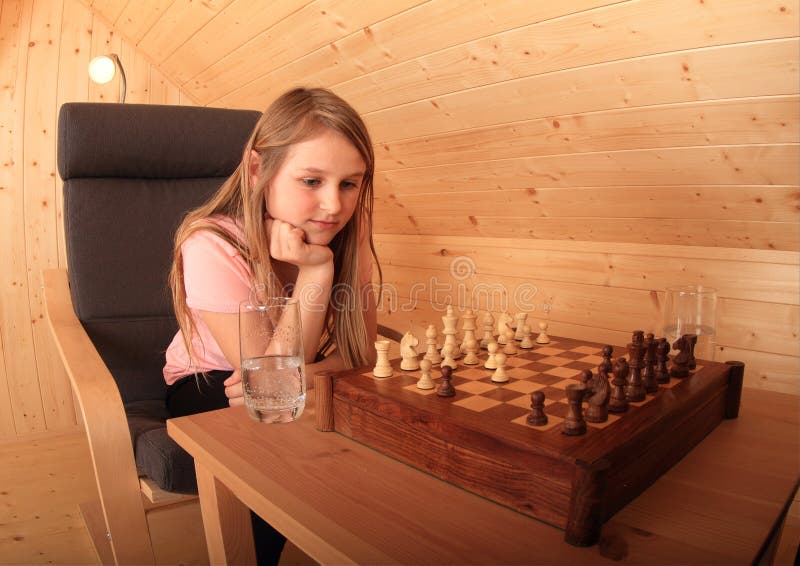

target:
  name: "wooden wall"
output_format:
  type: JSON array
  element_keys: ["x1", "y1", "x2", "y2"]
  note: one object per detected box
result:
[
  {"x1": 0, "y1": 0, "x2": 192, "y2": 440},
  {"x1": 2, "y1": 0, "x2": 797, "y2": 439}
]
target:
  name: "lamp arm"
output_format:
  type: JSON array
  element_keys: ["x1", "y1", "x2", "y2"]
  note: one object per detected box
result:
[{"x1": 110, "y1": 53, "x2": 127, "y2": 104}]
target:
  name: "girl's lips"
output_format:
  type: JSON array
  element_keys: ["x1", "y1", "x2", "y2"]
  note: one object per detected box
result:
[{"x1": 310, "y1": 220, "x2": 338, "y2": 230}]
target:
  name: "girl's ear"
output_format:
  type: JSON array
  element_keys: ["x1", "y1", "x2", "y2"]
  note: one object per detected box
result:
[{"x1": 248, "y1": 149, "x2": 261, "y2": 187}]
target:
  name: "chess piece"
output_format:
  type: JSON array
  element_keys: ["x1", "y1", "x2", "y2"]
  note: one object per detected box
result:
[
  {"x1": 416, "y1": 358, "x2": 435, "y2": 390},
  {"x1": 436, "y1": 365, "x2": 456, "y2": 397},
  {"x1": 423, "y1": 324, "x2": 442, "y2": 365},
  {"x1": 585, "y1": 365, "x2": 610, "y2": 423},
  {"x1": 496, "y1": 312, "x2": 513, "y2": 344},
  {"x1": 462, "y1": 336, "x2": 480, "y2": 365},
  {"x1": 514, "y1": 312, "x2": 528, "y2": 341},
  {"x1": 535, "y1": 321, "x2": 550, "y2": 344},
  {"x1": 599, "y1": 345, "x2": 614, "y2": 377},
  {"x1": 442, "y1": 305, "x2": 461, "y2": 359},
  {"x1": 519, "y1": 325, "x2": 534, "y2": 349},
  {"x1": 484, "y1": 341, "x2": 499, "y2": 370},
  {"x1": 687, "y1": 333, "x2": 698, "y2": 370},
  {"x1": 608, "y1": 357, "x2": 629, "y2": 413},
  {"x1": 502, "y1": 326, "x2": 518, "y2": 355},
  {"x1": 578, "y1": 369, "x2": 594, "y2": 397},
  {"x1": 642, "y1": 333, "x2": 659, "y2": 394},
  {"x1": 480, "y1": 311, "x2": 495, "y2": 349},
  {"x1": 625, "y1": 331, "x2": 646, "y2": 402},
  {"x1": 400, "y1": 331, "x2": 420, "y2": 371},
  {"x1": 655, "y1": 337, "x2": 671, "y2": 383},
  {"x1": 441, "y1": 343, "x2": 457, "y2": 370},
  {"x1": 491, "y1": 351, "x2": 509, "y2": 383},
  {"x1": 372, "y1": 340, "x2": 392, "y2": 378},
  {"x1": 562, "y1": 383, "x2": 587, "y2": 436},
  {"x1": 460, "y1": 309, "x2": 478, "y2": 355},
  {"x1": 669, "y1": 334, "x2": 692, "y2": 378},
  {"x1": 527, "y1": 390, "x2": 548, "y2": 426}
]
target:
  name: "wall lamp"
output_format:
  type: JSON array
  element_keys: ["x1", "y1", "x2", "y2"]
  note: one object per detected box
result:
[{"x1": 88, "y1": 53, "x2": 127, "y2": 103}]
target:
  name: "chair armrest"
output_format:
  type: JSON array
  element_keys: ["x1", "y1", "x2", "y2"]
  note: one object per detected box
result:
[
  {"x1": 43, "y1": 269, "x2": 155, "y2": 565},
  {"x1": 377, "y1": 324, "x2": 404, "y2": 344}
]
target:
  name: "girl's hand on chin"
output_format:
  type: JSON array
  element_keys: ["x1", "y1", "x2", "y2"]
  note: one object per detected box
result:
[{"x1": 267, "y1": 217, "x2": 333, "y2": 268}]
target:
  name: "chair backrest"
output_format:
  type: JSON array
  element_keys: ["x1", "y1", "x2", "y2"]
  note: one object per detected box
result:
[{"x1": 57, "y1": 103, "x2": 261, "y2": 404}]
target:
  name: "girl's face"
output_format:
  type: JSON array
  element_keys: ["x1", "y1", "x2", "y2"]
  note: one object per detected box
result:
[{"x1": 260, "y1": 128, "x2": 366, "y2": 246}]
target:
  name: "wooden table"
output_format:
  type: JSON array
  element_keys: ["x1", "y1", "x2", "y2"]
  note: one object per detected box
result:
[{"x1": 168, "y1": 387, "x2": 799, "y2": 565}]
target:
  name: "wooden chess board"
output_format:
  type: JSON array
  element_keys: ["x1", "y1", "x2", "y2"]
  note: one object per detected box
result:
[{"x1": 315, "y1": 335, "x2": 744, "y2": 546}]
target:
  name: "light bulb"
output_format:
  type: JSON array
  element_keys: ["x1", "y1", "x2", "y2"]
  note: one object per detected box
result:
[{"x1": 88, "y1": 56, "x2": 116, "y2": 84}]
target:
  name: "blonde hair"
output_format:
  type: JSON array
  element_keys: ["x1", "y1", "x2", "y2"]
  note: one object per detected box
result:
[{"x1": 169, "y1": 87, "x2": 380, "y2": 370}]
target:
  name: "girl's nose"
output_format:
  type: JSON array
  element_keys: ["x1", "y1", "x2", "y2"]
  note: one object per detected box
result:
[{"x1": 320, "y1": 186, "x2": 342, "y2": 214}]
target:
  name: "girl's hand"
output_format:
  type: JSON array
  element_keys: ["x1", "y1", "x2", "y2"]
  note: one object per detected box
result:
[
  {"x1": 224, "y1": 369, "x2": 244, "y2": 406},
  {"x1": 267, "y1": 217, "x2": 333, "y2": 268}
]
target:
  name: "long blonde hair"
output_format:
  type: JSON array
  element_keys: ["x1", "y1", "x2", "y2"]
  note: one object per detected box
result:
[{"x1": 169, "y1": 88, "x2": 380, "y2": 369}]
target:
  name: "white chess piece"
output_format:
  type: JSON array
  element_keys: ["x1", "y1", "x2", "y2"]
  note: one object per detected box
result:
[
  {"x1": 424, "y1": 324, "x2": 442, "y2": 365},
  {"x1": 502, "y1": 326, "x2": 518, "y2": 355},
  {"x1": 496, "y1": 312, "x2": 513, "y2": 344},
  {"x1": 416, "y1": 358, "x2": 434, "y2": 390},
  {"x1": 484, "y1": 341, "x2": 499, "y2": 370},
  {"x1": 442, "y1": 305, "x2": 461, "y2": 359},
  {"x1": 460, "y1": 309, "x2": 477, "y2": 354},
  {"x1": 400, "y1": 331, "x2": 420, "y2": 370},
  {"x1": 536, "y1": 321, "x2": 551, "y2": 344},
  {"x1": 491, "y1": 351, "x2": 509, "y2": 383},
  {"x1": 441, "y1": 343, "x2": 457, "y2": 369},
  {"x1": 520, "y1": 325, "x2": 534, "y2": 349},
  {"x1": 373, "y1": 340, "x2": 392, "y2": 378},
  {"x1": 514, "y1": 312, "x2": 528, "y2": 341},
  {"x1": 480, "y1": 312, "x2": 495, "y2": 349},
  {"x1": 463, "y1": 336, "x2": 480, "y2": 365}
]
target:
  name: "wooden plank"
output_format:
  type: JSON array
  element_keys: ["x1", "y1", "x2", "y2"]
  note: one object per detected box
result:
[
  {"x1": 375, "y1": 96, "x2": 800, "y2": 170},
  {"x1": 161, "y1": 0, "x2": 311, "y2": 86},
  {"x1": 87, "y1": 0, "x2": 127, "y2": 26},
  {"x1": 376, "y1": 145, "x2": 800, "y2": 193},
  {"x1": 377, "y1": 185, "x2": 800, "y2": 223},
  {"x1": 364, "y1": 38, "x2": 800, "y2": 141},
  {"x1": 373, "y1": 233, "x2": 800, "y2": 264},
  {"x1": 717, "y1": 299, "x2": 799, "y2": 358},
  {"x1": 374, "y1": 236, "x2": 800, "y2": 304},
  {"x1": 0, "y1": 0, "x2": 27, "y2": 439},
  {"x1": 374, "y1": 213, "x2": 799, "y2": 251},
  {"x1": 213, "y1": 0, "x2": 619, "y2": 109},
  {"x1": 185, "y1": 0, "x2": 425, "y2": 105},
  {"x1": 137, "y1": 0, "x2": 233, "y2": 63},
  {"x1": 714, "y1": 346, "x2": 800, "y2": 396},
  {"x1": 114, "y1": 0, "x2": 170, "y2": 45},
  {"x1": 119, "y1": 38, "x2": 149, "y2": 104},
  {"x1": 87, "y1": 12, "x2": 122, "y2": 103},
  {"x1": 338, "y1": 0, "x2": 799, "y2": 114}
]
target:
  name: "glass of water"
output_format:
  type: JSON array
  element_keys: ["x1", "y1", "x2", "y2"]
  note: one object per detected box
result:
[
  {"x1": 239, "y1": 297, "x2": 305, "y2": 423},
  {"x1": 662, "y1": 285, "x2": 718, "y2": 361}
]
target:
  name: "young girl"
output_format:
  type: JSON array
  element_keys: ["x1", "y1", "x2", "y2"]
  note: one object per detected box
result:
[{"x1": 163, "y1": 87, "x2": 379, "y2": 564}]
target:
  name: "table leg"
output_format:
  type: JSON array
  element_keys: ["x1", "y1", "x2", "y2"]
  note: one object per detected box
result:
[{"x1": 195, "y1": 461, "x2": 257, "y2": 566}]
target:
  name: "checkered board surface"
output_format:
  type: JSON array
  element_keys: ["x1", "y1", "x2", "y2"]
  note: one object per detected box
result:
[{"x1": 359, "y1": 337, "x2": 702, "y2": 436}]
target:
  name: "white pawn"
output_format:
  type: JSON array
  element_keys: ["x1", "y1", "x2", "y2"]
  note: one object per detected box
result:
[
  {"x1": 417, "y1": 358, "x2": 434, "y2": 390},
  {"x1": 514, "y1": 312, "x2": 528, "y2": 341},
  {"x1": 424, "y1": 324, "x2": 442, "y2": 365},
  {"x1": 441, "y1": 343, "x2": 457, "y2": 370},
  {"x1": 503, "y1": 326, "x2": 518, "y2": 355},
  {"x1": 520, "y1": 325, "x2": 534, "y2": 349},
  {"x1": 400, "y1": 331, "x2": 420, "y2": 371},
  {"x1": 373, "y1": 340, "x2": 392, "y2": 378},
  {"x1": 480, "y1": 312, "x2": 495, "y2": 349},
  {"x1": 463, "y1": 336, "x2": 480, "y2": 365},
  {"x1": 491, "y1": 351, "x2": 509, "y2": 383},
  {"x1": 442, "y1": 305, "x2": 461, "y2": 359},
  {"x1": 484, "y1": 341, "x2": 499, "y2": 370},
  {"x1": 536, "y1": 321, "x2": 551, "y2": 344},
  {"x1": 496, "y1": 312, "x2": 513, "y2": 344}
]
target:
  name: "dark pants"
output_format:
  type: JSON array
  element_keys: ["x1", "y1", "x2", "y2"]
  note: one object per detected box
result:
[{"x1": 167, "y1": 372, "x2": 287, "y2": 566}]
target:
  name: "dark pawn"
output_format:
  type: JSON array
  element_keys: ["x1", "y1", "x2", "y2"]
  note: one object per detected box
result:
[
  {"x1": 562, "y1": 383, "x2": 587, "y2": 436},
  {"x1": 687, "y1": 333, "x2": 698, "y2": 369},
  {"x1": 642, "y1": 333, "x2": 659, "y2": 394},
  {"x1": 527, "y1": 390, "x2": 548, "y2": 426},
  {"x1": 609, "y1": 358, "x2": 629, "y2": 413},
  {"x1": 655, "y1": 338, "x2": 671, "y2": 383},
  {"x1": 578, "y1": 369, "x2": 594, "y2": 397},
  {"x1": 437, "y1": 365, "x2": 456, "y2": 397},
  {"x1": 670, "y1": 334, "x2": 692, "y2": 378},
  {"x1": 599, "y1": 345, "x2": 614, "y2": 376}
]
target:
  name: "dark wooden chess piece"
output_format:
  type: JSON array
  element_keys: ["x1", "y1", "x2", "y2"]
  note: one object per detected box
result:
[
  {"x1": 642, "y1": 333, "x2": 659, "y2": 394},
  {"x1": 669, "y1": 334, "x2": 692, "y2": 378},
  {"x1": 585, "y1": 365, "x2": 610, "y2": 423},
  {"x1": 655, "y1": 337, "x2": 671, "y2": 383},
  {"x1": 625, "y1": 331, "x2": 646, "y2": 402},
  {"x1": 578, "y1": 369, "x2": 594, "y2": 397},
  {"x1": 608, "y1": 357, "x2": 629, "y2": 413},
  {"x1": 436, "y1": 365, "x2": 456, "y2": 397},
  {"x1": 527, "y1": 390, "x2": 548, "y2": 426},
  {"x1": 562, "y1": 383, "x2": 587, "y2": 436},
  {"x1": 599, "y1": 345, "x2": 613, "y2": 376},
  {"x1": 687, "y1": 333, "x2": 698, "y2": 369}
]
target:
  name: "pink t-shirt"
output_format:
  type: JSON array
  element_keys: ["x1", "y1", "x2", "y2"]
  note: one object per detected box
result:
[{"x1": 163, "y1": 216, "x2": 251, "y2": 385}]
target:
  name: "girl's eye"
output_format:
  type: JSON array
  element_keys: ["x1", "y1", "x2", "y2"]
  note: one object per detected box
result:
[
  {"x1": 301, "y1": 178, "x2": 321, "y2": 188},
  {"x1": 341, "y1": 180, "x2": 359, "y2": 190}
]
